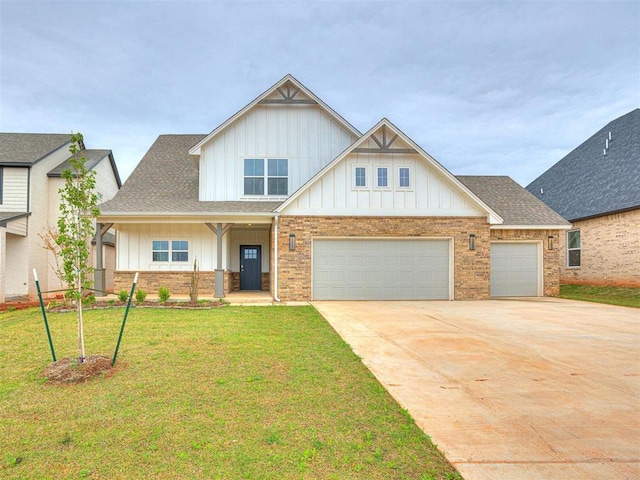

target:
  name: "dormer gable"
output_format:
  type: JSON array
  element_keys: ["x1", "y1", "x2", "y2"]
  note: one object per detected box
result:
[
  {"x1": 278, "y1": 118, "x2": 503, "y2": 224},
  {"x1": 194, "y1": 74, "x2": 361, "y2": 202},
  {"x1": 189, "y1": 74, "x2": 360, "y2": 156}
]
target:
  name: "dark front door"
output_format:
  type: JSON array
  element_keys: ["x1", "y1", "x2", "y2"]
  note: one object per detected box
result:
[{"x1": 240, "y1": 245, "x2": 262, "y2": 290}]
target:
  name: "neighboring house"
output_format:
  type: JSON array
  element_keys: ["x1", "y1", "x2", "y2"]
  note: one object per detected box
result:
[
  {"x1": 527, "y1": 109, "x2": 640, "y2": 287},
  {"x1": 0, "y1": 133, "x2": 122, "y2": 302},
  {"x1": 99, "y1": 75, "x2": 569, "y2": 301}
]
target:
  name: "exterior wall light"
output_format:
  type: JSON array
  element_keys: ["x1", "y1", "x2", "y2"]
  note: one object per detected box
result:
[
  {"x1": 469, "y1": 234, "x2": 476, "y2": 251},
  {"x1": 289, "y1": 233, "x2": 296, "y2": 251},
  {"x1": 548, "y1": 235, "x2": 554, "y2": 250}
]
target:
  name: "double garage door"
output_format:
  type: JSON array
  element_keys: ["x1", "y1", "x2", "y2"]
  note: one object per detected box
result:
[
  {"x1": 313, "y1": 239, "x2": 450, "y2": 300},
  {"x1": 312, "y1": 239, "x2": 541, "y2": 300}
]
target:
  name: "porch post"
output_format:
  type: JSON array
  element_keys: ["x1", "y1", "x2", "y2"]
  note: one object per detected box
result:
[
  {"x1": 214, "y1": 222, "x2": 225, "y2": 298},
  {"x1": 0, "y1": 227, "x2": 6, "y2": 303},
  {"x1": 94, "y1": 223, "x2": 106, "y2": 296}
]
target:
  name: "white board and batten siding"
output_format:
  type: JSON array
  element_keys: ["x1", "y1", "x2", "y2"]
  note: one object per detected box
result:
[
  {"x1": 199, "y1": 105, "x2": 358, "y2": 201},
  {"x1": 281, "y1": 137, "x2": 486, "y2": 217},
  {"x1": 313, "y1": 238, "x2": 452, "y2": 300},
  {"x1": 490, "y1": 242, "x2": 542, "y2": 297},
  {"x1": 116, "y1": 224, "x2": 219, "y2": 271}
]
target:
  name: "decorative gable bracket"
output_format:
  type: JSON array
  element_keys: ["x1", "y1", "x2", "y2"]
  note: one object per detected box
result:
[
  {"x1": 353, "y1": 125, "x2": 417, "y2": 154},
  {"x1": 258, "y1": 82, "x2": 318, "y2": 105}
]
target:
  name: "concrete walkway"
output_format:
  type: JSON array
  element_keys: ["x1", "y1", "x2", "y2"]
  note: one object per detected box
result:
[{"x1": 313, "y1": 298, "x2": 640, "y2": 480}]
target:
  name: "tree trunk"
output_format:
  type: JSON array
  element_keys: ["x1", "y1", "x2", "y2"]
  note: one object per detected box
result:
[{"x1": 77, "y1": 254, "x2": 86, "y2": 362}]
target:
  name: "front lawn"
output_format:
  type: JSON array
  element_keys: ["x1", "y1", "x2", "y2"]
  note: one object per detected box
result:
[
  {"x1": 0, "y1": 306, "x2": 461, "y2": 479},
  {"x1": 559, "y1": 284, "x2": 640, "y2": 308}
]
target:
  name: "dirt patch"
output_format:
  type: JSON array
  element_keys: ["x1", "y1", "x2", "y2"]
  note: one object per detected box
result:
[
  {"x1": 0, "y1": 301, "x2": 40, "y2": 312},
  {"x1": 43, "y1": 355, "x2": 121, "y2": 385}
]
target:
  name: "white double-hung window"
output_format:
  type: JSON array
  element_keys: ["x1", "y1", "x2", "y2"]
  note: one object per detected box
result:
[
  {"x1": 353, "y1": 166, "x2": 367, "y2": 188},
  {"x1": 244, "y1": 159, "x2": 288, "y2": 196},
  {"x1": 375, "y1": 166, "x2": 389, "y2": 188},
  {"x1": 398, "y1": 166, "x2": 411, "y2": 188},
  {"x1": 152, "y1": 240, "x2": 189, "y2": 262}
]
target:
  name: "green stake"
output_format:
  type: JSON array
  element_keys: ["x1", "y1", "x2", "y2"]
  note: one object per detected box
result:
[
  {"x1": 112, "y1": 272, "x2": 138, "y2": 366},
  {"x1": 33, "y1": 269, "x2": 56, "y2": 362}
]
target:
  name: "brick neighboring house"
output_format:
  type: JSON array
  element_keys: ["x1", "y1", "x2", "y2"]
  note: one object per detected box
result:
[
  {"x1": 0, "y1": 133, "x2": 122, "y2": 301},
  {"x1": 527, "y1": 109, "x2": 640, "y2": 287},
  {"x1": 99, "y1": 75, "x2": 569, "y2": 301}
]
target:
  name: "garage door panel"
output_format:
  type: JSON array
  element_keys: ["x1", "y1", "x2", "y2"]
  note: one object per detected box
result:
[
  {"x1": 313, "y1": 239, "x2": 449, "y2": 300},
  {"x1": 491, "y1": 243, "x2": 539, "y2": 297}
]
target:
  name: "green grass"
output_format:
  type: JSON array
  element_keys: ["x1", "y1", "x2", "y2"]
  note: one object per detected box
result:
[
  {"x1": 559, "y1": 284, "x2": 640, "y2": 308},
  {"x1": 0, "y1": 306, "x2": 461, "y2": 480}
]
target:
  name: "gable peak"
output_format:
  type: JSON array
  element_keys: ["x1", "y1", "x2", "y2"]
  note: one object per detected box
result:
[
  {"x1": 259, "y1": 78, "x2": 317, "y2": 105},
  {"x1": 353, "y1": 121, "x2": 417, "y2": 155}
]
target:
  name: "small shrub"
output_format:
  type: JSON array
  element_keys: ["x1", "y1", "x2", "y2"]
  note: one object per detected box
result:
[
  {"x1": 83, "y1": 294, "x2": 96, "y2": 307},
  {"x1": 118, "y1": 290, "x2": 129, "y2": 302},
  {"x1": 189, "y1": 259, "x2": 200, "y2": 304},
  {"x1": 135, "y1": 289, "x2": 147, "y2": 303},
  {"x1": 158, "y1": 286, "x2": 171, "y2": 303},
  {"x1": 107, "y1": 299, "x2": 116, "y2": 307}
]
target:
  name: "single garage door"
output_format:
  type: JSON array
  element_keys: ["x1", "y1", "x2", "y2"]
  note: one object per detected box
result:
[
  {"x1": 313, "y1": 239, "x2": 450, "y2": 300},
  {"x1": 491, "y1": 243, "x2": 539, "y2": 297}
]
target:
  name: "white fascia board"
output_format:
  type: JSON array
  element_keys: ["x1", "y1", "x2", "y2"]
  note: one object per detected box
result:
[
  {"x1": 491, "y1": 224, "x2": 573, "y2": 230},
  {"x1": 188, "y1": 74, "x2": 361, "y2": 156},
  {"x1": 98, "y1": 212, "x2": 275, "y2": 224}
]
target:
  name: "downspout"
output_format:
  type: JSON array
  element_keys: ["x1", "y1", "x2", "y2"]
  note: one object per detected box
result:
[{"x1": 273, "y1": 214, "x2": 281, "y2": 302}]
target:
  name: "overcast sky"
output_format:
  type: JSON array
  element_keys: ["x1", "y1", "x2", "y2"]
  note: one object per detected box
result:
[{"x1": 1, "y1": 0, "x2": 638, "y2": 186}]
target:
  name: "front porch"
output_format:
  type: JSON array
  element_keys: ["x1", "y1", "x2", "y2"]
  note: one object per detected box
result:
[{"x1": 108, "y1": 219, "x2": 275, "y2": 299}]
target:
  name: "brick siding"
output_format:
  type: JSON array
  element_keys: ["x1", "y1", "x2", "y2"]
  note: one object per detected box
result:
[
  {"x1": 228, "y1": 272, "x2": 270, "y2": 292},
  {"x1": 559, "y1": 209, "x2": 640, "y2": 287},
  {"x1": 114, "y1": 270, "x2": 271, "y2": 297},
  {"x1": 275, "y1": 216, "x2": 492, "y2": 301},
  {"x1": 490, "y1": 229, "x2": 561, "y2": 296},
  {"x1": 113, "y1": 271, "x2": 216, "y2": 297}
]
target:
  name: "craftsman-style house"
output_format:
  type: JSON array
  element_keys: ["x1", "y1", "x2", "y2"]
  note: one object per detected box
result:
[{"x1": 99, "y1": 75, "x2": 569, "y2": 301}]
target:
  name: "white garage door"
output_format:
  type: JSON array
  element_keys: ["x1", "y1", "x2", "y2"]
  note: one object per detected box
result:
[
  {"x1": 313, "y1": 239, "x2": 450, "y2": 300},
  {"x1": 491, "y1": 243, "x2": 539, "y2": 297}
]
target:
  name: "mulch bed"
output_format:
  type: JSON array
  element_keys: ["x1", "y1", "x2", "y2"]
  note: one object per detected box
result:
[
  {"x1": 43, "y1": 355, "x2": 120, "y2": 385},
  {"x1": 0, "y1": 299, "x2": 228, "y2": 313}
]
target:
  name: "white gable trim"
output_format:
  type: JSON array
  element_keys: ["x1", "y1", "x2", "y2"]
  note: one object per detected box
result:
[
  {"x1": 276, "y1": 118, "x2": 504, "y2": 224},
  {"x1": 188, "y1": 74, "x2": 362, "y2": 156}
]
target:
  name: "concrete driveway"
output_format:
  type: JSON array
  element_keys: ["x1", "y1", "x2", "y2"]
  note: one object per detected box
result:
[{"x1": 313, "y1": 298, "x2": 640, "y2": 480}]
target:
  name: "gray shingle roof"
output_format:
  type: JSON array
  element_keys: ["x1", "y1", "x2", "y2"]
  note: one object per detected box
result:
[
  {"x1": 0, "y1": 133, "x2": 70, "y2": 166},
  {"x1": 99, "y1": 134, "x2": 282, "y2": 215},
  {"x1": 0, "y1": 212, "x2": 30, "y2": 226},
  {"x1": 457, "y1": 176, "x2": 570, "y2": 226},
  {"x1": 47, "y1": 149, "x2": 112, "y2": 176},
  {"x1": 526, "y1": 109, "x2": 640, "y2": 221}
]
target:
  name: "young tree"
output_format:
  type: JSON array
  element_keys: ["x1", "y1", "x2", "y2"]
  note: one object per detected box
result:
[{"x1": 56, "y1": 132, "x2": 100, "y2": 363}]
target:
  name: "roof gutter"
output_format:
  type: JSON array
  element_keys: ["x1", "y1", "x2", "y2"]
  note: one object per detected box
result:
[
  {"x1": 568, "y1": 205, "x2": 640, "y2": 223},
  {"x1": 490, "y1": 224, "x2": 572, "y2": 230}
]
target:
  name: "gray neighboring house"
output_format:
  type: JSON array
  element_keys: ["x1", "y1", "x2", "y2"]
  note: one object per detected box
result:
[
  {"x1": 527, "y1": 109, "x2": 640, "y2": 287},
  {"x1": 0, "y1": 133, "x2": 122, "y2": 301}
]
